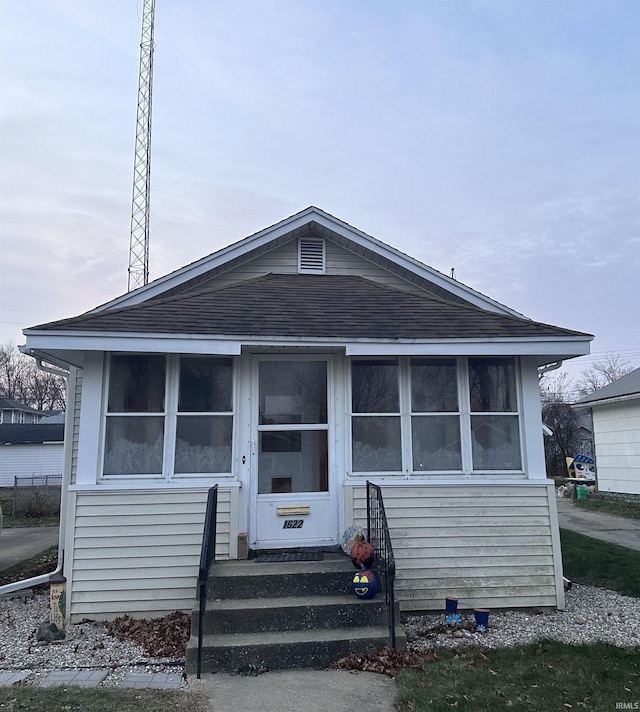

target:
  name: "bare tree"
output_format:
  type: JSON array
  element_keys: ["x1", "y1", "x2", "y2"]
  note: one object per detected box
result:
[
  {"x1": 576, "y1": 352, "x2": 633, "y2": 397},
  {"x1": 0, "y1": 342, "x2": 66, "y2": 411}
]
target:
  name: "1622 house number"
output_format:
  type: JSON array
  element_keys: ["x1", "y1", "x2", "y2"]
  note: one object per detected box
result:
[{"x1": 283, "y1": 519, "x2": 304, "y2": 529}]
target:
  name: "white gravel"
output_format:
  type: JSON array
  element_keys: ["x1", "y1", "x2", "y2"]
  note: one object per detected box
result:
[
  {"x1": 0, "y1": 590, "x2": 185, "y2": 687},
  {"x1": 404, "y1": 583, "x2": 640, "y2": 651},
  {"x1": 0, "y1": 583, "x2": 638, "y2": 688}
]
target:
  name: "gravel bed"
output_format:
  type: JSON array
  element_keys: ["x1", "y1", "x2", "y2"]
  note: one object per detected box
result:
[
  {"x1": 0, "y1": 590, "x2": 186, "y2": 687},
  {"x1": 1, "y1": 584, "x2": 638, "y2": 688},
  {"x1": 404, "y1": 583, "x2": 640, "y2": 651}
]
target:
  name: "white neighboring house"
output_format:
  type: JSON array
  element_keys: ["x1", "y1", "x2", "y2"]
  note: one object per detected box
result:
[
  {"x1": 0, "y1": 421, "x2": 65, "y2": 487},
  {"x1": 19, "y1": 207, "x2": 593, "y2": 622},
  {"x1": 575, "y1": 367, "x2": 640, "y2": 495}
]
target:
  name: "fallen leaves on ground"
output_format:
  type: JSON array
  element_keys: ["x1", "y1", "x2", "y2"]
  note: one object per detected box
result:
[
  {"x1": 333, "y1": 646, "x2": 438, "y2": 677},
  {"x1": 104, "y1": 610, "x2": 190, "y2": 658}
]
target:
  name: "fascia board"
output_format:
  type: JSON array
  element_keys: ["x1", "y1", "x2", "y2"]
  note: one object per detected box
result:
[
  {"x1": 574, "y1": 392, "x2": 640, "y2": 408},
  {"x1": 23, "y1": 330, "x2": 590, "y2": 364}
]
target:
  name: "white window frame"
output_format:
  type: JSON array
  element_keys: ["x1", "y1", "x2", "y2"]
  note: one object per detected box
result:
[
  {"x1": 348, "y1": 356, "x2": 523, "y2": 477},
  {"x1": 100, "y1": 353, "x2": 235, "y2": 482}
]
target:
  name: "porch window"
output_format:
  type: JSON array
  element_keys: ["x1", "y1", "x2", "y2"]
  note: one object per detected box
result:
[
  {"x1": 351, "y1": 360, "x2": 401, "y2": 472},
  {"x1": 175, "y1": 357, "x2": 233, "y2": 474},
  {"x1": 468, "y1": 358, "x2": 521, "y2": 470},
  {"x1": 350, "y1": 356, "x2": 522, "y2": 476},
  {"x1": 104, "y1": 355, "x2": 166, "y2": 476},
  {"x1": 103, "y1": 354, "x2": 234, "y2": 479},
  {"x1": 411, "y1": 358, "x2": 462, "y2": 471}
]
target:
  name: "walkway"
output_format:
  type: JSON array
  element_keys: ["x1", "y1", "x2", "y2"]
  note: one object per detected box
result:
[
  {"x1": 0, "y1": 525, "x2": 59, "y2": 572},
  {"x1": 556, "y1": 498, "x2": 640, "y2": 551}
]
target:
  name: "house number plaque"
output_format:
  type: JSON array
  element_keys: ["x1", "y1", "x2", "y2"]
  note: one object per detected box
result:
[{"x1": 283, "y1": 519, "x2": 304, "y2": 529}]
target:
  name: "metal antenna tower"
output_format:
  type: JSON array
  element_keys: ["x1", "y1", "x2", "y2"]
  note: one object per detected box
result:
[{"x1": 128, "y1": 0, "x2": 156, "y2": 292}]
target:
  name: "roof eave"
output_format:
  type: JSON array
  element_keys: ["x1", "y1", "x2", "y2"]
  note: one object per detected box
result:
[{"x1": 22, "y1": 329, "x2": 591, "y2": 369}]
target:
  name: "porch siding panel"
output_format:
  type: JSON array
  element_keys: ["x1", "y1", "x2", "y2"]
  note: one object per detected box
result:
[
  {"x1": 68, "y1": 488, "x2": 233, "y2": 621},
  {"x1": 350, "y1": 483, "x2": 559, "y2": 611},
  {"x1": 70, "y1": 370, "x2": 82, "y2": 486}
]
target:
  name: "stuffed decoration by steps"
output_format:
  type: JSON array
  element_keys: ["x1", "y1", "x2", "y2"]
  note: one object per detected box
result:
[
  {"x1": 352, "y1": 568, "x2": 377, "y2": 599},
  {"x1": 350, "y1": 540, "x2": 375, "y2": 569}
]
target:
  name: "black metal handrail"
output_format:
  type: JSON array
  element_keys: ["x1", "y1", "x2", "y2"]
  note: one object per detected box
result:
[
  {"x1": 196, "y1": 484, "x2": 218, "y2": 679},
  {"x1": 366, "y1": 480, "x2": 397, "y2": 648}
]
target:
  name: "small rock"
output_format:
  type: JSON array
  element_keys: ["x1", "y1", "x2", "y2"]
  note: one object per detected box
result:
[
  {"x1": 452, "y1": 630, "x2": 464, "y2": 638},
  {"x1": 462, "y1": 629, "x2": 473, "y2": 638},
  {"x1": 574, "y1": 615, "x2": 587, "y2": 625},
  {"x1": 36, "y1": 621, "x2": 65, "y2": 643}
]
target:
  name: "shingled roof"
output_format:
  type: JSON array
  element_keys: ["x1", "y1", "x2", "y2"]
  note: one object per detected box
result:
[{"x1": 31, "y1": 273, "x2": 586, "y2": 341}]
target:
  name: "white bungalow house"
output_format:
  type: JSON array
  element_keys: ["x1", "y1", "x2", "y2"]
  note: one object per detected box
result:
[
  {"x1": 20, "y1": 207, "x2": 592, "y2": 623},
  {"x1": 575, "y1": 367, "x2": 640, "y2": 495}
]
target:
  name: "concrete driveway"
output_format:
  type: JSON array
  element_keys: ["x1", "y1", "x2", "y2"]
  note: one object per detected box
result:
[
  {"x1": 556, "y1": 498, "x2": 640, "y2": 551},
  {"x1": 0, "y1": 526, "x2": 59, "y2": 572}
]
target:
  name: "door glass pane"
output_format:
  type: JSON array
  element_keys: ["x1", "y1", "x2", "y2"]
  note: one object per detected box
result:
[
  {"x1": 175, "y1": 415, "x2": 232, "y2": 473},
  {"x1": 411, "y1": 358, "x2": 458, "y2": 412},
  {"x1": 103, "y1": 416, "x2": 164, "y2": 475},
  {"x1": 259, "y1": 361, "x2": 327, "y2": 424},
  {"x1": 468, "y1": 358, "x2": 517, "y2": 412},
  {"x1": 471, "y1": 415, "x2": 522, "y2": 470},
  {"x1": 179, "y1": 357, "x2": 232, "y2": 412},
  {"x1": 412, "y1": 415, "x2": 462, "y2": 471},
  {"x1": 258, "y1": 430, "x2": 328, "y2": 494},
  {"x1": 108, "y1": 355, "x2": 165, "y2": 412},
  {"x1": 352, "y1": 360, "x2": 399, "y2": 413},
  {"x1": 352, "y1": 416, "x2": 401, "y2": 472}
]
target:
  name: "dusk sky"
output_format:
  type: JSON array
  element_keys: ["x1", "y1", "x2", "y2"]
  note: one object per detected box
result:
[{"x1": 1, "y1": 0, "x2": 638, "y2": 398}]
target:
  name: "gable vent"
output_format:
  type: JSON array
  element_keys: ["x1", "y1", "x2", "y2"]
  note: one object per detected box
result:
[{"x1": 298, "y1": 237, "x2": 326, "y2": 274}]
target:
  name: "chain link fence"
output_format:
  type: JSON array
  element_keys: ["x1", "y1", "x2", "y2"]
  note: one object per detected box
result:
[{"x1": 12, "y1": 475, "x2": 62, "y2": 518}]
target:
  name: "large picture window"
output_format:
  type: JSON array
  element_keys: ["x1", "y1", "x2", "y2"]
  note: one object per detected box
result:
[
  {"x1": 103, "y1": 354, "x2": 234, "y2": 479},
  {"x1": 350, "y1": 356, "x2": 522, "y2": 475}
]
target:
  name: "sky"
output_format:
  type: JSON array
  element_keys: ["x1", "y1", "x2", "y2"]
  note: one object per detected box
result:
[{"x1": 1, "y1": 0, "x2": 638, "y2": 398}]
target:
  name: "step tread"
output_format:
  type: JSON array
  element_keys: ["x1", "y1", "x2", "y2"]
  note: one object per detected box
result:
[
  {"x1": 209, "y1": 556, "x2": 356, "y2": 578},
  {"x1": 193, "y1": 625, "x2": 392, "y2": 649},
  {"x1": 203, "y1": 594, "x2": 384, "y2": 611}
]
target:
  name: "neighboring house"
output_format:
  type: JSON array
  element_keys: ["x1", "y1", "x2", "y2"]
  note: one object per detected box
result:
[
  {"x1": 0, "y1": 397, "x2": 44, "y2": 424},
  {"x1": 574, "y1": 367, "x2": 640, "y2": 495},
  {"x1": 20, "y1": 207, "x2": 592, "y2": 622},
  {"x1": 0, "y1": 423, "x2": 65, "y2": 487}
]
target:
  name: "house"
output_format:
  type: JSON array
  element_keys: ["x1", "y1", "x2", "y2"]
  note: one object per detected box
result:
[
  {"x1": 0, "y1": 422, "x2": 65, "y2": 487},
  {"x1": 0, "y1": 397, "x2": 45, "y2": 424},
  {"x1": 574, "y1": 367, "x2": 640, "y2": 495},
  {"x1": 19, "y1": 207, "x2": 592, "y2": 623}
]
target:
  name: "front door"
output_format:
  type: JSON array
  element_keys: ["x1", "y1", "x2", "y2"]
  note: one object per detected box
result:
[{"x1": 251, "y1": 356, "x2": 337, "y2": 549}]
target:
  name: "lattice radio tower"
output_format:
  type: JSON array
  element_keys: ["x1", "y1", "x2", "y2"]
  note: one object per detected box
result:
[{"x1": 127, "y1": 0, "x2": 156, "y2": 292}]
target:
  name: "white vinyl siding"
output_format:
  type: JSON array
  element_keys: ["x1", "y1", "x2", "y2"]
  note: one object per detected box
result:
[
  {"x1": 190, "y1": 238, "x2": 443, "y2": 298},
  {"x1": 348, "y1": 482, "x2": 562, "y2": 611},
  {"x1": 67, "y1": 487, "x2": 236, "y2": 621},
  {"x1": 591, "y1": 399, "x2": 640, "y2": 495},
  {"x1": 70, "y1": 370, "x2": 83, "y2": 486},
  {"x1": 0, "y1": 443, "x2": 64, "y2": 487}
]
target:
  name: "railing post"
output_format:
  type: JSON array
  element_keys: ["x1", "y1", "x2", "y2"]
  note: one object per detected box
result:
[
  {"x1": 366, "y1": 480, "x2": 397, "y2": 649},
  {"x1": 196, "y1": 484, "x2": 218, "y2": 679}
]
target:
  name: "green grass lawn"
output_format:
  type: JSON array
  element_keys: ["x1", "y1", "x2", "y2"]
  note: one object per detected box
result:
[
  {"x1": 0, "y1": 686, "x2": 210, "y2": 712},
  {"x1": 575, "y1": 492, "x2": 640, "y2": 520},
  {"x1": 394, "y1": 640, "x2": 639, "y2": 712},
  {"x1": 560, "y1": 528, "x2": 640, "y2": 597}
]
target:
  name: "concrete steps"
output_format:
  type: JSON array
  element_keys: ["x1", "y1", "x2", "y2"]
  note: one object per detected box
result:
[{"x1": 185, "y1": 554, "x2": 405, "y2": 673}]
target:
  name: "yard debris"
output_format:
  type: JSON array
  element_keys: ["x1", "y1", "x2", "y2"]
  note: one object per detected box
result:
[
  {"x1": 104, "y1": 610, "x2": 190, "y2": 657},
  {"x1": 333, "y1": 646, "x2": 438, "y2": 677}
]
